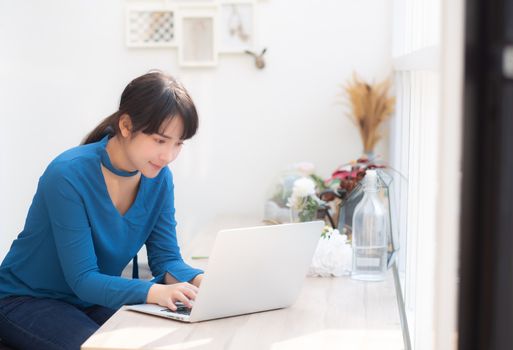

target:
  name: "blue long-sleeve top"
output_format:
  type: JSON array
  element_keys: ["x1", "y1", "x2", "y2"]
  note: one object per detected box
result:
[{"x1": 0, "y1": 136, "x2": 203, "y2": 309}]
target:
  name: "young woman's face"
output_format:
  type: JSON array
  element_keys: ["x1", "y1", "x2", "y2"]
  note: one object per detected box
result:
[{"x1": 124, "y1": 116, "x2": 185, "y2": 178}]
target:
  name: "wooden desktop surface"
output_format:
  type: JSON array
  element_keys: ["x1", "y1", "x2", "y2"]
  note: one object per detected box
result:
[{"x1": 82, "y1": 217, "x2": 404, "y2": 350}]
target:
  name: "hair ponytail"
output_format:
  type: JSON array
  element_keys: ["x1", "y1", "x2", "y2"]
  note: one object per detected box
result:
[
  {"x1": 81, "y1": 112, "x2": 120, "y2": 145},
  {"x1": 81, "y1": 71, "x2": 198, "y2": 145}
]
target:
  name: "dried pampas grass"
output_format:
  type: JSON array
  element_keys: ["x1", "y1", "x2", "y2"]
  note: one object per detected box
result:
[{"x1": 344, "y1": 73, "x2": 395, "y2": 154}]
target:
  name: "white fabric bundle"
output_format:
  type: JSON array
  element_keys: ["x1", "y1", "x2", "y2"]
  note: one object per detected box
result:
[{"x1": 308, "y1": 230, "x2": 353, "y2": 277}]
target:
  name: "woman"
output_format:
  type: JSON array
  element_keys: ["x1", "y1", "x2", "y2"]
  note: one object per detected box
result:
[{"x1": 0, "y1": 71, "x2": 204, "y2": 350}]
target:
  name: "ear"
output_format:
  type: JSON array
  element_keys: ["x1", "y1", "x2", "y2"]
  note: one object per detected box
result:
[{"x1": 118, "y1": 114, "x2": 133, "y2": 138}]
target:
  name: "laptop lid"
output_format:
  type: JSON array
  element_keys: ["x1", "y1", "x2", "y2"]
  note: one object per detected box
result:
[
  {"x1": 188, "y1": 220, "x2": 324, "y2": 322},
  {"x1": 127, "y1": 221, "x2": 324, "y2": 322}
]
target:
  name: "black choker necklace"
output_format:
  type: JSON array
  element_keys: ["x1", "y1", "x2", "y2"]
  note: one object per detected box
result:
[{"x1": 100, "y1": 148, "x2": 139, "y2": 177}]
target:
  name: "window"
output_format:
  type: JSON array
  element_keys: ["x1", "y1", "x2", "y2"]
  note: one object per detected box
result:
[{"x1": 390, "y1": 0, "x2": 441, "y2": 348}]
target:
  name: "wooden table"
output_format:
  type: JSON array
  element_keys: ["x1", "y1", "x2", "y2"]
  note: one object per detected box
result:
[
  {"x1": 82, "y1": 217, "x2": 405, "y2": 350},
  {"x1": 82, "y1": 273, "x2": 403, "y2": 350}
]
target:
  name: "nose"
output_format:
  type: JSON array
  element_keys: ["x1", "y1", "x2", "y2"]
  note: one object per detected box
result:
[{"x1": 160, "y1": 145, "x2": 181, "y2": 164}]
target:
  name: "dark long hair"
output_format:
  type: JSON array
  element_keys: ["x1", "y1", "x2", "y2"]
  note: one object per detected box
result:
[{"x1": 82, "y1": 71, "x2": 198, "y2": 145}]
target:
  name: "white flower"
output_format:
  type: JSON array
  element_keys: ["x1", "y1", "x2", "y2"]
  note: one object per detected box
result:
[
  {"x1": 291, "y1": 177, "x2": 316, "y2": 198},
  {"x1": 286, "y1": 193, "x2": 310, "y2": 210},
  {"x1": 286, "y1": 177, "x2": 318, "y2": 210},
  {"x1": 321, "y1": 226, "x2": 342, "y2": 239}
]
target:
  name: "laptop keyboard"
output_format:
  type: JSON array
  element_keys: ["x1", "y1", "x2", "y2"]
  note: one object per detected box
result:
[{"x1": 160, "y1": 302, "x2": 192, "y2": 316}]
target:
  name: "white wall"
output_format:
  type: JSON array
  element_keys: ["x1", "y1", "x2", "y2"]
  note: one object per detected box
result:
[{"x1": 0, "y1": 0, "x2": 392, "y2": 257}]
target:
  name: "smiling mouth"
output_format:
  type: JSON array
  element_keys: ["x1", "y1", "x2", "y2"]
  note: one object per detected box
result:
[{"x1": 150, "y1": 162, "x2": 163, "y2": 170}]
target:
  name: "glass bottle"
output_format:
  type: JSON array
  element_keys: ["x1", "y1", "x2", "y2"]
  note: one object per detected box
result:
[{"x1": 351, "y1": 170, "x2": 387, "y2": 281}]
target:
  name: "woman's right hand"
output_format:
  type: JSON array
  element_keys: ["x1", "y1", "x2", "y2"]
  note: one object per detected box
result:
[{"x1": 146, "y1": 282, "x2": 199, "y2": 311}]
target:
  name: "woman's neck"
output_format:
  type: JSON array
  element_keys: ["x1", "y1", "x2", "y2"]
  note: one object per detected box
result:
[{"x1": 105, "y1": 135, "x2": 138, "y2": 173}]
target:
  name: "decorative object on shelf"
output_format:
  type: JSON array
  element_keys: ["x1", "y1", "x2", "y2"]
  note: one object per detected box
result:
[
  {"x1": 344, "y1": 73, "x2": 395, "y2": 155},
  {"x1": 287, "y1": 177, "x2": 323, "y2": 222},
  {"x1": 126, "y1": 8, "x2": 176, "y2": 47},
  {"x1": 307, "y1": 226, "x2": 352, "y2": 277},
  {"x1": 263, "y1": 161, "x2": 400, "y2": 278},
  {"x1": 245, "y1": 48, "x2": 267, "y2": 69},
  {"x1": 263, "y1": 162, "x2": 326, "y2": 225},
  {"x1": 125, "y1": 0, "x2": 262, "y2": 68},
  {"x1": 322, "y1": 163, "x2": 399, "y2": 269},
  {"x1": 262, "y1": 73, "x2": 398, "y2": 278},
  {"x1": 219, "y1": 1, "x2": 255, "y2": 53},
  {"x1": 178, "y1": 8, "x2": 218, "y2": 67},
  {"x1": 351, "y1": 170, "x2": 388, "y2": 281},
  {"x1": 321, "y1": 156, "x2": 386, "y2": 237}
]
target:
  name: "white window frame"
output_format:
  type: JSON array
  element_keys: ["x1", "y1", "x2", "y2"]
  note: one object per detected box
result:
[
  {"x1": 390, "y1": 0, "x2": 442, "y2": 349},
  {"x1": 391, "y1": 0, "x2": 463, "y2": 348}
]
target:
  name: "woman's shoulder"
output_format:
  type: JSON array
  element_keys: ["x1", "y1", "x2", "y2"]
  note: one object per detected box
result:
[
  {"x1": 44, "y1": 142, "x2": 101, "y2": 180},
  {"x1": 55, "y1": 141, "x2": 100, "y2": 162}
]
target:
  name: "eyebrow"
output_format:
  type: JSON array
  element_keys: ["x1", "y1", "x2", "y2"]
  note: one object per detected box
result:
[{"x1": 156, "y1": 132, "x2": 173, "y2": 139}]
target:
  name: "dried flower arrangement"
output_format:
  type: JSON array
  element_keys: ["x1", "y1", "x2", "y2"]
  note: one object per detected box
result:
[
  {"x1": 344, "y1": 73, "x2": 395, "y2": 154},
  {"x1": 264, "y1": 74, "x2": 396, "y2": 230}
]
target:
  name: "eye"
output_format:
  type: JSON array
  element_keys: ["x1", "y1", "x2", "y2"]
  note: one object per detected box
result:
[{"x1": 154, "y1": 137, "x2": 166, "y2": 144}]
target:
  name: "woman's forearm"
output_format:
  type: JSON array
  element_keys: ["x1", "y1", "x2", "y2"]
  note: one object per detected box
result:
[{"x1": 164, "y1": 272, "x2": 203, "y2": 287}]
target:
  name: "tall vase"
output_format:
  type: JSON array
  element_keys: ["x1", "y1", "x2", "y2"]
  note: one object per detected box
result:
[{"x1": 364, "y1": 150, "x2": 375, "y2": 161}]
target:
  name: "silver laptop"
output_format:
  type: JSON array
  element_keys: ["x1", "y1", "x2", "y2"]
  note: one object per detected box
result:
[{"x1": 126, "y1": 220, "x2": 324, "y2": 322}]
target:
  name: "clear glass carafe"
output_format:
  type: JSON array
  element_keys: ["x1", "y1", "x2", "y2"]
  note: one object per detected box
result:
[{"x1": 351, "y1": 170, "x2": 387, "y2": 281}]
